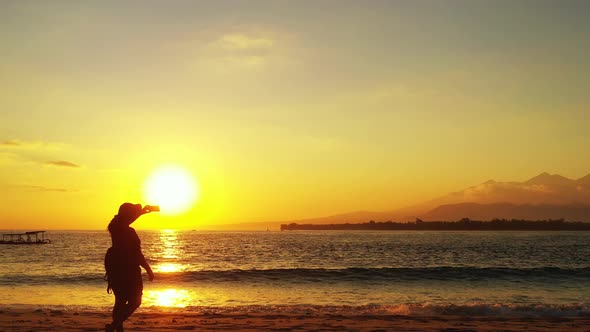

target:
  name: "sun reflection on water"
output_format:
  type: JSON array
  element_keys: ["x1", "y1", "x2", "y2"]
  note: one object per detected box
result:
[
  {"x1": 155, "y1": 262, "x2": 184, "y2": 273},
  {"x1": 154, "y1": 229, "x2": 186, "y2": 273},
  {"x1": 158, "y1": 229, "x2": 181, "y2": 259},
  {"x1": 144, "y1": 289, "x2": 192, "y2": 307}
]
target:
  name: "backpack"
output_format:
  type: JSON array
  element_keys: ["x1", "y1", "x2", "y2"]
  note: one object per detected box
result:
[{"x1": 104, "y1": 247, "x2": 114, "y2": 293}]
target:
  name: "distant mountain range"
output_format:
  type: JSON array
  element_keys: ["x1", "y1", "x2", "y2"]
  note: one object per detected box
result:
[
  {"x1": 207, "y1": 172, "x2": 590, "y2": 230},
  {"x1": 413, "y1": 172, "x2": 590, "y2": 221},
  {"x1": 426, "y1": 172, "x2": 590, "y2": 207},
  {"x1": 421, "y1": 202, "x2": 590, "y2": 222}
]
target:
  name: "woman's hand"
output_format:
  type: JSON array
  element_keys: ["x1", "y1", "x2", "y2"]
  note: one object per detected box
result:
[
  {"x1": 140, "y1": 256, "x2": 154, "y2": 281},
  {"x1": 147, "y1": 268, "x2": 155, "y2": 281}
]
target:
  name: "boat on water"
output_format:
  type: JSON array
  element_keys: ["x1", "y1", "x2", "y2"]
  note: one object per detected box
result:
[{"x1": 0, "y1": 231, "x2": 51, "y2": 244}]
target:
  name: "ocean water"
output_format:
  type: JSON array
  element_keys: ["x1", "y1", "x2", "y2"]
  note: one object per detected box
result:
[{"x1": 1, "y1": 230, "x2": 590, "y2": 316}]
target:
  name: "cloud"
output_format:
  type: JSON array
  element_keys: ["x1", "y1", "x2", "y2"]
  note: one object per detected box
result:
[
  {"x1": 19, "y1": 185, "x2": 75, "y2": 193},
  {"x1": 203, "y1": 32, "x2": 277, "y2": 70},
  {"x1": 1, "y1": 140, "x2": 22, "y2": 146},
  {"x1": 218, "y1": 33, "x2": 274, "y2": 52},
  {"x1": 0, "y1": 139, "x2": 64, "y2": 150},
  {"x1": 0, "y1": 140, "x2": 80, "y2": 168},
  {"x1": 45, "y1": 160, "x2": 81, "y2": 168}
]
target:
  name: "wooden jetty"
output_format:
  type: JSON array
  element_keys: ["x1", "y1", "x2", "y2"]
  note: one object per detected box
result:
[{"x1": 0, "y1": 231, "x2": 51, "y2": 244}]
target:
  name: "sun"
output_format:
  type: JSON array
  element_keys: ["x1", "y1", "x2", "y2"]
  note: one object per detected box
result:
[{"x1": 143, "y1": 165, "x2": 198, "y2": 215}]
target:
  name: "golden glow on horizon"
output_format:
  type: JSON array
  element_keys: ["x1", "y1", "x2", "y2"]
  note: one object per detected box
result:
[{"x1": 143, "y1": 166, "x2": 198, "y2": 216}]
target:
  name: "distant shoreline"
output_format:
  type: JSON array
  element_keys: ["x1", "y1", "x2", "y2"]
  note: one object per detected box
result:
[{"x1": 280, "y1": 219, "x2": 590, "y2": 231}]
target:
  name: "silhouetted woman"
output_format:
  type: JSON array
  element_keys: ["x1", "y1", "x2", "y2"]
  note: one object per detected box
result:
[{"x1": 105, "y1": 203, "x2": 155, "y2": 332}]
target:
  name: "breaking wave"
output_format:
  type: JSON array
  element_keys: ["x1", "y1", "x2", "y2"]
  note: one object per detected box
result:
[
  {"x1": 3, "y1": 303, "x2": 590, "y2": 317},
  {"x1": 2, "y1": 267, "x2": 590, "y2": 285}
]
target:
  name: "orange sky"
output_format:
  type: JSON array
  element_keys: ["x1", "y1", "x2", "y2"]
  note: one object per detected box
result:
[{"x1": 1, "y1": 1, "x2": 590, "y2": 230}]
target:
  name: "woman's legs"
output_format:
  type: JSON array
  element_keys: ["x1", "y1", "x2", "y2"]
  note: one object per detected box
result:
[
  {"x1": 111, "y1": 296, "x2": 127, "y2": 330},
  {"x1": 111, "y1": 293, "x2": 142, "y2": 330},
  {"x1": 110, "y1": 275, "x2": 143, "y2": 330},
  {"x1": 105, "y1": 295, "x2": 124, "y2": 331},
  {"x1": 121, "y1": 294, "x2": 142, "y2": 322}
]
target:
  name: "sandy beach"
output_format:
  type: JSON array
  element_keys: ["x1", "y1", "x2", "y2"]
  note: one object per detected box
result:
[{"x1": 1, "y1": 308, "x2": 590, "y2": 332}]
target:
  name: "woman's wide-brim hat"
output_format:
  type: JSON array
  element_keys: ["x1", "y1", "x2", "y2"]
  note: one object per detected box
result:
[{"x1": 118, "y1": 202, "x2": 142, "y2": 220}]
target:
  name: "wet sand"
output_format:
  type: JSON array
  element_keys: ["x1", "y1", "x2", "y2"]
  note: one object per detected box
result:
[{"x1": 2, "y1": 308, "x2": 590, "y2": 331}]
